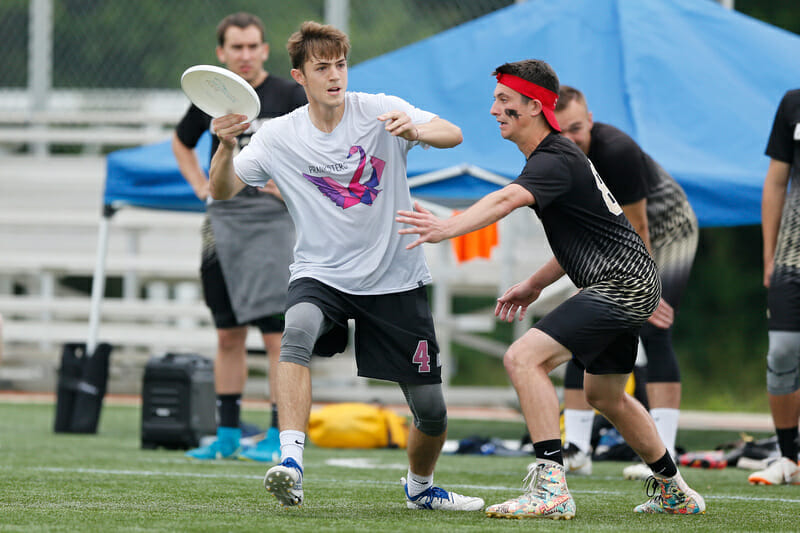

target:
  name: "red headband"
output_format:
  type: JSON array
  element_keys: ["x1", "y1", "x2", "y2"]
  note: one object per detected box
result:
[{"x1": 495, "y1": 73, "x2": 561, "y2": 132}]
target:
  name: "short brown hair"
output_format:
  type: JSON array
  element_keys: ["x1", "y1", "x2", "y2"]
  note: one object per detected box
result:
[
  {"x1": 286, "y1": 21, "x2": 350, "y2": 70},
  {"x1": 556, "y1": 85, "x2": 586, "y2": 112},
  {"x1": 216, "y1": 12, "x2": 265, "y2": 47}
]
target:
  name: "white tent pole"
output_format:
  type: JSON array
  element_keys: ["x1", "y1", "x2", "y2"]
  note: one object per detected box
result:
[{"x1": 87, "y1": 206, "x2": 115, "y2": 355}]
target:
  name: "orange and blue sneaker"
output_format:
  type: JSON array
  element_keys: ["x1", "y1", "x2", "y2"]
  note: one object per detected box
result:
[
  {"x1": 634, "y1": 472, "x2": 706, "y2": 514},
  {"x1": 485, "y1": 460, "x2": 576, "y2": 520}
]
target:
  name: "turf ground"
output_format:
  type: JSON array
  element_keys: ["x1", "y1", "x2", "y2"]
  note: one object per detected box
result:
[{"x1": 0, "y1": 400, "x2": 797, "y2": 532}]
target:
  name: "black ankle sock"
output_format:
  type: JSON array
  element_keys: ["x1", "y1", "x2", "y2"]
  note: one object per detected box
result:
[
  {"x1": 270, "y1": 403, "x2": 279, "y2": 429},
  {"x1": 217, "y1": 394, "x2": 241, "y2": 429},
  {"x1": 647, "y1": 451, "x2": 678, "y2": 478},
  {"x1": 776, "y1": 426, "x2": 799, "y2": 461},
  {"x1": 533, "y1": 439, "x2": 564, "y2": 465}
]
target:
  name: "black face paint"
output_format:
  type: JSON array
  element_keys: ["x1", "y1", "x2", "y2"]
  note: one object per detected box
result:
[{"x1": 505, "y1": 108, "x2": 520, "y2": 119}]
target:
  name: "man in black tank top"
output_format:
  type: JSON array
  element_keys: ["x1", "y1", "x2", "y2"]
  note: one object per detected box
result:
[
  {"x1": 554, "y1": 86, "x2": 699, "y2": 480},
  {"x1": 397, "y1": 59, "x2": 705, "y2": 519}
]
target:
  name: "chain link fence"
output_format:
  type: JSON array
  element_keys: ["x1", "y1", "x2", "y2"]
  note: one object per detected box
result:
[{"x1": 1, "y1": 0, "x2": 515, "y2": 92}]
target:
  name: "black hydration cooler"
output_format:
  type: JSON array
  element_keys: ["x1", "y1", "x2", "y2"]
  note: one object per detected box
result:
[{"x1": 140, "y1": 353, "x2": 216, "y2": 449}]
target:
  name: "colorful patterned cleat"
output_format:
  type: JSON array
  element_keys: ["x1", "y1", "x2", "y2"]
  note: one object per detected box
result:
[
  {"x1": 634, "y1": 473, "x2": 706, "y2": 514},
  {"x1": 485, "y1": 460, "x2": 576, "y2": 520},
  {"x1": 264, "y1": 458, "x2": 304, "y2": 507},
  {"x1": 185, "y1": 427, "x2": 241, "y2": 460},
  {"x1": 240, "y1": 427, "x2": 281, "y2": 463},
  {"x1": 747, "y1": 457, "x2": 800, "y2": 485},
  {"x1": 403, "y1": 478, "x2": 484, "y2": 511}
]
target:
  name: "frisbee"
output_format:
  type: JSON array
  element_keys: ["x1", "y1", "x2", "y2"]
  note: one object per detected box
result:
[{"x1": 180, "y1": 65, "x2": 260, "y2": 122}]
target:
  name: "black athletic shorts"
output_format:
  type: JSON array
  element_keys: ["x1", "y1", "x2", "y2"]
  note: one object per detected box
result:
[
  {"x1": 534, "y1": 290, "x2": 640, "y2": 375},
  {"x1": 286, "y1": 277, "x2": 441, "y2": 384},
  {"x1": 200, "y1": 255, "x2": 284, "y2": 333},
  {"x1": 768, "y1": 275, "x2": 800, "y2": 331}
]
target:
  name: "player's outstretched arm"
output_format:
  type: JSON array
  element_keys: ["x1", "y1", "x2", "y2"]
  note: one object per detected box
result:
[
  {"x1": 378, "y1": 113, "x2": 462, "y2": 149},
  {"x1": 209, "y1": 113, "x2": 249, "y2": 200},
  {"x1": 397, "y1": 184, "x2": 533, "y2": 249}
]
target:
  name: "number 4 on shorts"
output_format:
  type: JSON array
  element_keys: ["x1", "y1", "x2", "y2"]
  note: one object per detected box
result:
[{"x1": 412, "y1": 340, "x2": 438, "y2": 373}]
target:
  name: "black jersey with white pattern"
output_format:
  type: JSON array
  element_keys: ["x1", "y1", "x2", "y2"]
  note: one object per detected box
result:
[
  {"x1": 587, "y1": 123, "x2": 697, "y2": 257},
  {"x1": 513, "y1": 133, "x2": 661, "y2": 321},
  {"x1": 768, "y1": 89, "x2": 800, "y2": 279}
]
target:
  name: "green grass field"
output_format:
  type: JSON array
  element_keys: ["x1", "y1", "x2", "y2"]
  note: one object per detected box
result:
[{"x1": 0, "y1": 400, "x2": 797, "y2": 532}]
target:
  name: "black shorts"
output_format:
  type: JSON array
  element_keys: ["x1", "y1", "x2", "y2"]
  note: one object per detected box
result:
[
  {"x1": 201, "y1": 255, "x2": 284, "y2": 333},
  {"x1": 534, "y1": 290, "x2": 640, "y2": 375},
  {"x1": 286, "y1": 277, "x2": 441, "y2": 384},
  {"x1": 768, "y1": 272, "x2": 800, "y2": 331}
]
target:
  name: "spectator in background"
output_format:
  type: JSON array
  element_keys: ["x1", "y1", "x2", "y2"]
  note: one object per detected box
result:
[
  {"x1": 751, "y1": 88, "x2": 800, "y2": 486},
  {"x1": 172, "y1": 12, "x2": 306, "y2": 462},
  {"x1": 209, "y1": 21, "x2": 484, "y2": 511},
  {"x1": 554, "y1": 86, "x2": 698, "y2": 480},
  {"x1": 398, "y1": 58, "x2": 705, "y2": 518}
]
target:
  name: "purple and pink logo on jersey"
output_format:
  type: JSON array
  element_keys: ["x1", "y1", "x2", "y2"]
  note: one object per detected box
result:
[{"x1": 303, "y1": 146, "x2": 385, "y2": 209}]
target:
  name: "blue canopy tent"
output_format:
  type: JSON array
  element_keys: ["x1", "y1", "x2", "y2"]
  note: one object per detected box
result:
[
  {"x1": 90, "y1": 0, "x2": 800, "y2": 352},
  {"x1": 349, "y1": 0, "x2": 800, "y2": 227}
]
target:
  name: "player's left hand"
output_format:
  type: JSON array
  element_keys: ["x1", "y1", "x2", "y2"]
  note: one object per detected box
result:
[
  {"x1": 378, "y1": 111, "x2": 418, "y2": 141},
  {"x1": 397, "y1": 202, "x2": 446, "y2": 249},
  {"x1": 647, "y1": 298, "x2": 674, "y2": 329}
]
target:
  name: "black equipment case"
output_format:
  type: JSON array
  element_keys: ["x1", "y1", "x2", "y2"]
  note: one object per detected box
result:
[{"x1": 140, "y1": 353, "x2": 216, "y2": 449}]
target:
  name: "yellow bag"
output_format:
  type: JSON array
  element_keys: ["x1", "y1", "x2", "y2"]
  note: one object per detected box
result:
[{"x1": 307, "y1": 402, "x2": 409, "y2": 449}]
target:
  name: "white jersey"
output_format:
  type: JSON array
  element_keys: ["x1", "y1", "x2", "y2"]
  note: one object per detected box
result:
[{"x1": 234, "y1": 91, "x2": 436, "y2": 295}]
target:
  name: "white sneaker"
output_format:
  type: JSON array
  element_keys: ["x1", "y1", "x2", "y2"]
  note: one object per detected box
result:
[
  {"x1": 403, "y1": 478, "x2": 484, "y2": 511},
  {"x1": 748, "y1": 457, "x2": 800, "y2": 485},
  {"x1": 264, "y1": 458, "x2": 304, "y2": 506},
  {"x1": 563, "y1": 442, "x2": 592, "y2": 475},
  {"x1": 623, "y1": 462, "x2": 652, "y2": 481}
]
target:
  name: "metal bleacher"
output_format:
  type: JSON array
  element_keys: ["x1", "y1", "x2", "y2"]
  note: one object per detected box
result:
[{"x1": 0, "y1": 110, "x2": 569, "y2": 406}]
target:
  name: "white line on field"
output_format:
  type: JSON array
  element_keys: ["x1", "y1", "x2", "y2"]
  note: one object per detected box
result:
[{"x1": 18, "y1": 466, "x2": 800, "y2": 504}]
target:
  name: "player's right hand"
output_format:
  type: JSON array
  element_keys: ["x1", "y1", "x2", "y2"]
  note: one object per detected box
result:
[{"x1": 211, "y1": 114, "x2": 249, "y2": 148}]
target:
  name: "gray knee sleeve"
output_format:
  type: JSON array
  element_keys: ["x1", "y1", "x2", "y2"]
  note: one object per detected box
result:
[
  {"x1": 400, "y1": 382, "x2": 448, "y2": 436},
  {"x1": 766, "y1": 331, "x2": 800, "y2": 396},
  {"x1": 280, "y1": 302, "x2": 329, "y2": 367}
]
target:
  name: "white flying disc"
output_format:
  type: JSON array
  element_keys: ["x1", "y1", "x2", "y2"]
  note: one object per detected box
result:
[{"x1": 180, "y1": 65, "x2": 260, "y2": 122}]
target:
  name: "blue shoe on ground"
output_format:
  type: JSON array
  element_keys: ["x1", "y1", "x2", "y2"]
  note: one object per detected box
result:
[
  {"x1": 240, "y1": 427, "x2": 281, "y2": 462},
  {"x1": 186, "y1": 426, "x2": 242, "y2": 460},
  {"x1": 265, "y1": 457, "x2": 304, "y2": 506}
]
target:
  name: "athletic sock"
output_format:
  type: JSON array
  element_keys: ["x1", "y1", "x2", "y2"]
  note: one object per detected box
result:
[
  {"x1": 534, "y1": 439, "x2": 564, "y2": 466},
  {"x1": 650, "y1": 407, "x2": 679, "y2": 458},
  {"x1": 647, "y1": 450, "x2": 678, "y2": 478},
  {"x1": 279, "y1": 430, "x2": 305, "y2": 470},
  {"x1": 217, "y1": 394, "x2": 241, "y2": 429},
  {"x1": 405, "y1": 470, "x2": 433, "y2": 498},
  {"x1": 776, "y1": 426, "x2": 799, "y2": 462},
  {"x1": 270, "y1": 403, "x2": 279, "y2": 429},
  {"x1": 564, "y1": 408, "x2": 594, "y2": 454}
]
